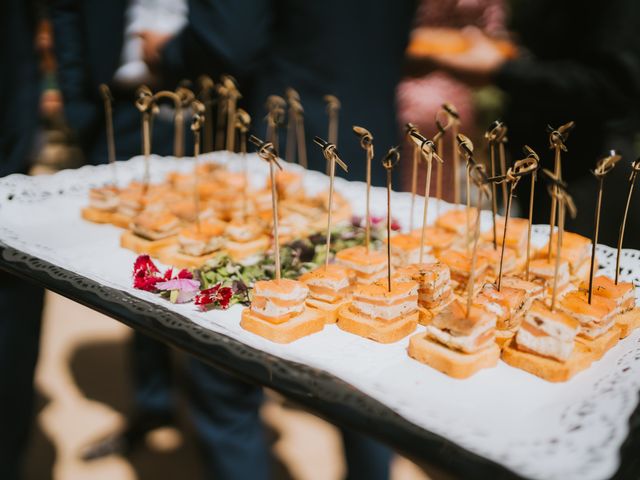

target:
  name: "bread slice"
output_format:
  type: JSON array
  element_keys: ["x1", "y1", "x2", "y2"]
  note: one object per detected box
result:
[
  {"x1": 617, "y1": 308, "x2": 640, "y2": 338},
  {"x1": 418, "y1": 306, "x2": 433, "y2": 326},
  {"x1": 120, "y1": 230, "x2": 177, "y2": 255},
  {"x1": 501, "y1": 338, "x2": 593, "y2": 382},
  {"x1": 158, "y1": 245, "x2": 223, "y2": 269},
  {"x1": 407, "y1": 333, "x2": 500, "y2": 379},
  {"x1": 81, "y1": 206, "x2": 116, "y2": 224},
  {"x1": 337, "y1": 305, "x2": 418, "y2": 343},
  {"x1": 306, "y1": 297, "x2": 351, "y2": 324},
  {"x1": 495, "y1": 330, "x2": 515, "y2": 349},
  {"x1": 240, "y1": 307, "x2": 325, "y2": 343},
  {"x1": 110, "y1": 212, "x2": 133, "y2": 229},
  {"x1": 576, "y1": 325, "x2": 620, "y2": 360}
]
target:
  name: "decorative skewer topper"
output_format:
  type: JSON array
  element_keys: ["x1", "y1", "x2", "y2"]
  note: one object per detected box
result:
[
  {"x1": 99, "y1": 84, "x2": 117, "y2": 186},
  {"x1": 235, "y1": 109, "x2": 251, "y2": 221},
  {"x1": 382, "y1": 146, "x2": 401, "y2": 292},
  {"x1": 135, "y1": 85, "x2": 155, "y2": 192},
  {"x1": 442, "y1": 103, "x2": 461, "y2": 204},
  {"x1": 222, "y1": 75, "x2": 241, "y2": 152},
  {"x1": 197, "y1": 75, "x2": 215, "y2": 153},
  {"x1": 408, "y1": 129, "x2": 443, "y2": 263},
  {"x1": 323, "y1": 95, "x2": 341, "y2": 173},
  {"x1": 265, "y1": 95, "x2": 286, "y2": 156},
  {"x1": 249, "y1": 135, "x2": 284, "y2": 278},
  {"x1": 489, "y1": 150, "x2": 539, "y2": 291},
  {"x1": 616, "y1": 159, "x2": 640, "y2": 284},
  {"x1": 353, "y1": 126, "x2": 375, "y2": 252},
  {"x1": 587, "y1": 151, "x2": 622, "y2": 303},
  {"x1": 543, "y1": 169, "x2": 577, "y2": 311},
  {"x1": 313, "y1": 137, "x2": 348, "y2": 267},
  {"x1": 547, "y1": 121, "x2": 575, "y2": 260},
  {"x1": 405, "y1": 123, "x2": 420, "y2": 231}
]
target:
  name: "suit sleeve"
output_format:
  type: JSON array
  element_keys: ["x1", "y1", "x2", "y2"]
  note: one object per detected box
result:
[
  {"x1": 49, "y1": 0, "x2": 100, "y2": 142},
  {"x1": 161, "y1": 0, "x2": 274, "y2": 83}
]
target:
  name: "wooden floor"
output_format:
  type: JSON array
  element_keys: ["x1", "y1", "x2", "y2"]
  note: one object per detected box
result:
[{"x1": 22, "y1": 292, "x2": 432, "y2": 480}]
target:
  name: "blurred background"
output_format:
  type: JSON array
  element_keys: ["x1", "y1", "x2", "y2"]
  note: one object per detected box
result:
[{"x1": 2, "y1": 0, "x2": 640, "y2": 479}]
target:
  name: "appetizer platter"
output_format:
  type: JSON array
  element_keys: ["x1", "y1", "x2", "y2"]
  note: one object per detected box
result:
[{"x1": 0, "y1": 150, "x2": 639, "y2": 480}]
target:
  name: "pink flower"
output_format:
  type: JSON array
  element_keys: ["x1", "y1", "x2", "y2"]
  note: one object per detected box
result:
[
  {"x1": 370, "y1": 216, "x2": 384, "y2": 226},
  {"x1": 156, "y1": 278, "x2": 201, "y2": 304},
  {"x1": 391, "y1": 218, "x2": 402, "y2": 231}
]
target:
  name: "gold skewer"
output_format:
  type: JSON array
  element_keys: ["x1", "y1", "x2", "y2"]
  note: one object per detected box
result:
[
  {"x1": 265, "y1": 95, "x2": 286, "y2": 156},
  {"x1": 353, "y1": 126, "x2": 374, "y2": 253},
  {"x1": 588, "y1": 151, "x2": 622, "y2": 303},
  {"x1": 405, "y1": 123, "x2": 420, "y2": 232},
  {"x1": 222, "y1": 75, "x2": 241, "y2": 152},
  {"x1": 99, "y1": 84, "x2": 117, "y2": 185},
  {"x1": 457, "y1": 134, "x2": 476, "y2": 255},
  {"x1": 198, "y1": 76, "x2": 215, "y2": 153},
  {"x1": 442, "y1": 104, "x2": 461, "y2": 205},
  {"x1": 546, "y1": 121, "x2": 575, "y2": 260},
  {"x1": 324, "y1": 95, "x2": 341, "y2": 174},
  {"x1": 314, "y1": 137, "x2": 348, "y2": 267},
  {"x1": 236, "y1": 109, "x2": 251, "y2": 222},
  {"x1": 615, "y1": 160, "x2": 640, "y2": 284},
  {"x1": 250, "y1": 135, "x2": 284, "y2": 279},
  {"x1": 135, "y1": 86, "x2": 154, "y2": 195},
  {"x1": 382, "y1": 147, "x2": 401, "y2": 292},
  {"x1": 408, "y1": 130, "x2": 443, "y2": 263},
  {"x1": 190, "y1": 101, "x2": 205, "y2": 233},
  {"x1": 466, "y1": 164, "x2": 491, "y2": 318}
]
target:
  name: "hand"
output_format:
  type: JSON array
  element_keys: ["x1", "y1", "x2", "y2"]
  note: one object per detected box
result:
[
  {"x1": 429, "y1": 27, "x2": 509, "y2": 86},
  {"x1": 139, "y1": 31, "x2": 173, "y2": 69}
]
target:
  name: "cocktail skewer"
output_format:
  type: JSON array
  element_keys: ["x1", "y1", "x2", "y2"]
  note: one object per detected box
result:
[
  {"x1": 382, "y1": 146, "x2": 401, "y2": 292},
  {"x1": 236, "y1": 109, "x2": 251, "y2": 222},
  {"x1": 615, "y1": 160, "x2": 640, "y2": 284},
  {"x1": 99, "y1": 84, "x2": 117, "y2": 186},
  {"x1": 324, "y1": 95, "x2": 341, "y2": 173},
  {"x1": 405, "y1": 123, "x2": 420, "y2": 231},
  {"x1": 353, "y1": 126, "x2": 375, "y2": 253},
  {"x1": 197, "y1": 76, "x2": 215, "y2": 153}
]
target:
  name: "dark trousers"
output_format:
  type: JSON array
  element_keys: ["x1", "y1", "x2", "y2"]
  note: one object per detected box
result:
[
  {"x1": 0, "y1": 273, "x2": 44, "y2": 480},
  {"x1": 132, "y1": 333, "x2": 392, "y2": 480}
]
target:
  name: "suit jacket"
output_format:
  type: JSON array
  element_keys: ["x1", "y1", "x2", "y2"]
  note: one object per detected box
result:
[{"x1": 161, "y1": 0, "x2": 417, "y2": 186}]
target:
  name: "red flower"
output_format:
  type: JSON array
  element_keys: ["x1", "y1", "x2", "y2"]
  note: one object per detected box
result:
[
  {"x1": 194, "y1": 284, "x2": 234, "y2": 311},
  {"x1": 133, "y1": 255, "x2": 162, "y2": 291},
  {"x1": 133, "y1": 255, "x2": 159, "y2": 277},
  {"x1": 391, "y1": 218, "x2": 402, "y2": 231},
  {"x1": 177, "y1": 269, "x2": 193, "y2": 279}
]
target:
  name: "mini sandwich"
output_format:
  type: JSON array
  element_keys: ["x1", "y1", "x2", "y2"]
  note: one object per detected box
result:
[
  {"x1": 559, "y1": 290, "x2": 619, "y2": 356},
  {"x1": 241, "y1": 278, "x2": 324, "y2": 343},
  {"x1": 528, "y1": 258, "x2": 571, "y2": 297},
  {"x1": 269, "y1": 170, "x2": 304, "y2": 200},
  {"x1": 117, "y1": 191, "x2": 146, "y2": 219},
  {"x1": 435, "y1": 207, "x2": 478, "y2": 235},
  {"x1": 502, "y1": 300, "x2": 591, "y2": 382},
  {"x1": 166, "y1": 172, "x2": 195, "y2": 193},
  {"x1": 481, "y1": 217, "x2": 529, "y2": 255},
  {"x1": 478, "y1": 246, "x2": 518, "y2": 278},
  {"x1": 540, "y1": 231, "x2": 591, "y2": 283},
  {"x1": 177, "y1": 221, "x2": 226, "y2": 257},
  {"x1": 475, "y1": 283, "x2": 527, "y2": 345},
  {"x1": 131, "y1": 211, "x2": 181, "y2": 241},
  {"x1": 500, "y1": 276, "x2": 544, "y2": 311},
  {"x1": 582, "y1": 276, "x2": 640, "y2": 339},
  {"x1": 312, "y1": 190, "x2": 351, "y2": 225},
  {"x1": 88, "y1": 186, "x2": 119, "y2": 212},
  {"x1": 335, "y1": 246, "x2": 387, "y2": 285},
  {"x1": 393, "y1": 262, "x2": 453, "y2": 324},
  {"x1": 225, "y1": 221, "x2": 269, "y2": 265},
  {"x1": 278, "y1": 212, "x2": 310, "y2": 244},
  {"x1": 410, "y1": 226, "x2": 457, "y2": 253},
  {"x1": 169, "y1": 200, "x2": 215, "y2": 224},
  {"x1": 408, "y1": 299, "x2": 500, "y2": 379},
  {"x1": 252, "y1": 189, "x2": 273, "y2": 215},
  {"x1": 337, "y1": 280, "x2": 419, "y2": 343},
  {"x1": 436, "y1": 248, "x2": 489, "y2": 294},
  {"x1": 385, "y1": 234, "x2": 435, "y2": 269},
  {"x1": 299, "y1": 264, "x2": 354, "y2": 323}
]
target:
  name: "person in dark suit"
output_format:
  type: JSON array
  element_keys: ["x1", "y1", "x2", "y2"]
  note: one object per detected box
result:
[
  {"x1": 141, "y1": 2, "x2": 417, "y2": 479},
  {"x1": 424, "y1": 0, "x2": 640, "y2": 248},
  {"x1": 0, "y1": 1, "x2": 45, "y2": 479},
  {"x1": 143, "y1": 0, "x2": 417, "y2": 187}
]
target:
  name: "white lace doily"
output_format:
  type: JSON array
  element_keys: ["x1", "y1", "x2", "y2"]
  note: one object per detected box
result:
[{"x1": 0, "y1": 153, "x2": 638, "y2": 480}]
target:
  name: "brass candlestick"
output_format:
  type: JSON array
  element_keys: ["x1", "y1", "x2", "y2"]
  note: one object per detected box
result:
[
  {"x1": 409, "y1": 130, "x2": 443, "y2": 263},
  {"x1": 546, "y1": 121, "x2": 575, "y2": 260},
  {"x1": 522, "y1": 146, "x2": 540, "y2": 281},
  {"x1": 382, "y1": 147, "x2": 401, "y2": 292},
  {"x1": 285, "y1": 88, "x2": 300, "y2": 164},
  {"x1": 236, "y1": 109, "x2": 251, "y2": 222},
  {"x1": 405, "y1": 123, "x2": 420, "y2": 232},
  {"x1": 99, "y1": 84, "x2": 117, "y2": 186},
  {"x1": 442, "y1": 103, "x2": 461, "y2": 204},
  {"x1": 314, "y1": 137, "x2": 348, "y2": 267},
  {"x1": 588, "y1": 151, "x2": 621, "y2": 303},
  {"x1": 543, "y1": 170, "x2": 577, "y2": 311},
  {"x1": 457, "y1": 134, "x2": 476, "y2": 254},
  {"x1": 222, "y1": 75, "x2": 241, "y2": 152},
  {"x1": 135, "y1": 86, "x2": 154, "y2": 194},
  {"x1": 215, "y1": 82, "x2": 229, "y2": 151},
  {"x1": 197, "y1": 76, "x2": 215, "y2": 153},
  {"x1": 353, "y1": 126, "x2": 374, "y2": 253},
  {"x1": 265, "y1": 95, "x2": 286, "y2": 156},
  {"x1": 190, "y1": 100, "x2": 205, "y2": 232},
  {"x1": 490, "y1": 154, "x2": 538, "y2": 291},
  {"x1": 250, "y1": 135, "x2": 284, "y2": 279},
  {"x1": 324, "y1": 95, "x2": 341, "y2": 173},
  {"x1": 466, "y1": 164, "x2": 491, "y2": 318},
  {"x1": 615, "y1": 160, "x2": 640, "y2": 284}
]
